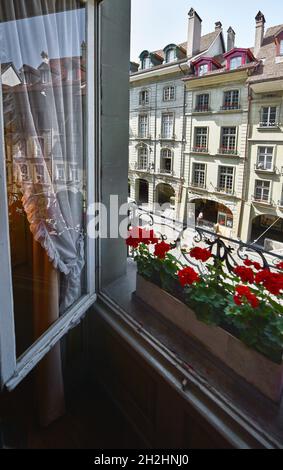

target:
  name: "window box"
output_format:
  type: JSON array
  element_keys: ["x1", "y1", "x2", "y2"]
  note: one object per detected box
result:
[
  {"x1": 218, "y1": 148, "x2": 238, "y2": 156},
  {"x1": 135, "y1": 274, "x2": 283, "y2": 403},
  {"x1": 194, "y1": 105, "x2": 210, "y2": 113}
]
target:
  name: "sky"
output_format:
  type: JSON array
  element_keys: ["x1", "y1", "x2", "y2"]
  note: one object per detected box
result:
[{"x1": 131, "y1": 0, "x2": 283, "y2": 62}]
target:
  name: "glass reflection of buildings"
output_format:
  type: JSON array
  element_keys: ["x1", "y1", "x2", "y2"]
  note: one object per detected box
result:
[{"x1": 3, "y1": 42, "x2": 86, "y2": 201}]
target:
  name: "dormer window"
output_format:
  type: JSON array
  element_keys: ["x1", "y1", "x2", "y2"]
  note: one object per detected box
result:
[
  {"x1": 166, "y1": 49, "x2": 176, "y2": 63},
  {"x1": 41, "y1": 70, "x2": 50, "y2": 83},
  {"x1": 280, "y1": 39, "x2": 283, "y2": 55},
  {"x1": 141, "y1": 57, "x2": 151, "y2": 70},
  {"x1": 230, "y1": 56, "x2": 242, "y2": 70},
  {"x1": 198, "y1": 64, "x2": 208, "y2": 76}
]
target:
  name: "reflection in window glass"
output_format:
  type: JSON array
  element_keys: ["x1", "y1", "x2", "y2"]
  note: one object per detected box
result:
[{"x1": 0, "y1": 0, "x2": 86, "y2": 357}]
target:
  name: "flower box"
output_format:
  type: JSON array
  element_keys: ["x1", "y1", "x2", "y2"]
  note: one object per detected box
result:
[{"x1": 135, "y1": 274, "x2": 283, "y2": 403}]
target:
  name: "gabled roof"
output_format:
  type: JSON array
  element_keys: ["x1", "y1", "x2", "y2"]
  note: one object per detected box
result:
[{"x1": 248, "y1": 23, "x2": 283, "y2": 83}]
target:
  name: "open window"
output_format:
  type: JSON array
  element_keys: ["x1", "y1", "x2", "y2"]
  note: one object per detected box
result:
[{"x1": 0, "y1": 0, "x2": 98, "y2": 390}]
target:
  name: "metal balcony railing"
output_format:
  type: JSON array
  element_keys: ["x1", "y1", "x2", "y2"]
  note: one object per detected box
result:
[
  {"x1": 220, "y1": 103, "x2": 241, "y2": 111},
  {"x1": 127, "y1": 203, "x2": 283, "y2": 270},
  {"x1": 194, "y1": 105, "x2": 210, "y2": 112},
  {"x1": 258, "y1": 121, "x2": 279, "y2": 129},
  {"x1": 218, "y1": 147, "x2": 238, "y2": 156},
  {"x1": 192, "y1": 146, "x2": 208, "y2": 153}
]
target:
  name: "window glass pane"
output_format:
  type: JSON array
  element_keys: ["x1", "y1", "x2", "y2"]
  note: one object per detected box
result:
[
  {"x1": 230, "y1": 56, "x2": 242, "y2": 70},
  {"x1": 0, "y1": 0, "x2": 87, "y2": 357},
  {"x1": 280, "y1": 40, "x2": 283, "y2": 55}
]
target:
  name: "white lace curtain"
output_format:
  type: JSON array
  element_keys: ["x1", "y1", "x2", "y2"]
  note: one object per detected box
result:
[{"x1": 0, "y1": 0, "x2": 86, "y2": 312}]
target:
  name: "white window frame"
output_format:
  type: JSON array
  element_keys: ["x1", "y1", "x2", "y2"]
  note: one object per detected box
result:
[
  {"x1": 161, "y1": 113, "x2": 174, "y2": 139},
  {"x1": 198, "y1": 64, "x2": 208, "y2": 76},
  {"x1": 218, "y1": 166, "x2": 235, "y2": 194},
  {"x1": 260, "y1": 106, "x2": 278, "y2": 127},
  {"x1": 138, "y1": 114, "x2": 148, "y2": 138},
  {"x1": 165, "y1": 49, "x2": 176, "y2": 63},
  {"x1": 230, "y1": 56, "x2": 242, "y2": 70},
  {"x1": 0, "y1": 0, "x2": 98, "y2": 390},
  {"x1": 139, "y1": 89, "x2": 149, "y2": 106},
  {"x1": 257, "y1": 146, "x2": 274, "y2": 171},
  {"x1": 163, "y1": 86, "x2": 175, "y2": 102},
  {"x1": 254, "y1": 179, "x2": 271, "y2": 202},
  {"x1": 192, "y1": 163, "x2": 206, "y2": 188},
  {"x1": 280, "y1": 39, "x2": 283, "y2": 55}
]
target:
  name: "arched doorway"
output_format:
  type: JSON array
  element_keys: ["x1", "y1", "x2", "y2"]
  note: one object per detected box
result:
[
  {"x1": 250, "y1": 215, "x2": 283, "y2": 249},
  {"x1": 156, "y1": 183, "x2": 175, "y2": 207},
  {"x1": 191, "y1": 199, "x2": 233, "y2": 230},
  {"x1": 136, "y1": 179, "x2": 149, "y2": 204}
]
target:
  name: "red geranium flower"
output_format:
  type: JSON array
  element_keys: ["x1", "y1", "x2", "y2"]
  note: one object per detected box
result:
[
  {"x1": 244, "y1": 259, "x2": 262, "y2": 271},
  {"x1": 277, "y1": 261, "x2": 283, "y2": 270},
  {"x1": 234, "y1": 266, "x2": 255, "y2": 284},
  {"x1": 178, "y1": 267, "x2": 200, "y2": 287},
  {"x1": 255, "y1": 269, "x2": 283, "y2": 296},
  {"x1": 234, "y1": 285, "x2": 259, "y2": 309},
  {"x1": 154, "y1": 241, "x2": 171, "y2": 259},
  {"x1": 190, "y1": 247, "x2": 212, "y2": 262},
  {"x1": 125, "y1": 227, "x2": 159, "y2": 248}
]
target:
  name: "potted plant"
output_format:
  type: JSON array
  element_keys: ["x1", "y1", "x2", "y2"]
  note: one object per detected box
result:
[{"x1": 126, "y1": 227, "x2": 283, "y2": 402}]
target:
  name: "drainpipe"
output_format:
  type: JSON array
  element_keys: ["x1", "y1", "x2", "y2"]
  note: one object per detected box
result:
[
  {"x1": 152, "y1": 81, "x2": 158, "y2": 210},
  {"x1": 237, "y1": 82, "x2": 252, "y2": 240}
]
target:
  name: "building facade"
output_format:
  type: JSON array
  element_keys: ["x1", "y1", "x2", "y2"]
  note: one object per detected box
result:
[
  {"x1": 129, "y1": 9, "x2": 225, "y2": 221},
  {"x1": 129, "y1": 9, "x2": 283, "y2": 247}
]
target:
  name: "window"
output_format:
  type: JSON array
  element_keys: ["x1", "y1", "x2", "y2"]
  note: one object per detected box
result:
[
  {"x1": 218, "y1": 166, "x2": 234, "y2": 193},
  {"x1": 198, "y1": 64, "x2": 208, "y2": 76},
  {"x1": 218, "y1": 212, "x2": 233, "y2": 228},
  {"x1": 41, "y1": 69, "x2": 51, "y2": 84},
  {"x1": 35, "y1": 164, "x2": 45, "y2": 183},
  {"x1": 161, "y1": 114, "x2": 174, "y2": 139},
  {"x1": 166, "y1": 49, "x2": 176, "y2": 63},
  {"x1": 69, "y1": 164, "x2": 79, "y2": 182},
  {"x1": 138, "y1": 115, "x2": 148, "y2": 138},
  {"x1": 220, "y1": 127, "x2": 237, "y2": 154},
  {"x1": 56, "y1": 163, "x2": 65, "y2": 182},
  {"x1": 254, "y1": 180, "x2": 271, "y2": 202},
  {"x1": 192, "y1": 163, "x2": 206, "y2": 188},
  {"x1": 163, "y1": 86, "x2": 175, "y2": 101},
  {"x1": 280, "y1": 40, "x2": 283, "y2": 55},
  {"x1": 194, "y1": 127, "x2": 208, "y2": 152},
  {"x1": 141, "y1": 57, "x2": 151, "y2": 70},
  {"x1": 260, "y1": 107, "x2": 277, "y2": 127},
  {"x1": 256, "y1": 147, "x2": 274, "y2": 171},
  {"x1": 139, "y1": 90, "x2": 149, "y2": 106},
  {"x1": 138, "y1": 147, "x2": 148, "y2": 170},
  {"x1": 223, "y1": 90, "x2": 240, "y2": 110},
  {"x1": 66, "y1": 67, "x2": 77, "y2": 82},
  {"x1": 230, "y1": 56, "x2": 242, "y2": 70},
  {"x1": 19, "y1": 163, "x2": 29, "y2": 182},
  {"x1": 161, "y1": 149, "x2": 172, "y2": 174},
  {"x1": 195, "y1": 94, "x2": 209, "y2": 112},
  {"x1": 0, "y1": 0, "x2": 95, "y2": 390}
]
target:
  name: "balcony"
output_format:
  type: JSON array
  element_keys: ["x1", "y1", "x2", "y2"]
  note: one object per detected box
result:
[
  {"x1": 257, "y1": 122, "x2": 280, "y2": 131},
  {"x1": 218, "y1": 147, "x2": 239, "y2": 156},
  {"x1": 191, "y1": 146, "x2": 209, "y2": 154},
  {"x1": 158, "y1": 168, "x2": 175, "y2": 176},
  {"x1": 254, "y1": 163, "x2": 276, "y2": 174},
  {"x1": 220, "y1": 103, "x2": 241, "y2": 111},
  {"x1": 194, "y1": 105, "x2": 210, "y2": 113},
  {"x1": 189, "y1": 181, "x2": 207, "y2": 190},
  {"x1": 252, "y1": 195, "x2": 271, "y2": 205},
  {"x1": 215, "y1": 187, "x2": 235, "y2": 196}
]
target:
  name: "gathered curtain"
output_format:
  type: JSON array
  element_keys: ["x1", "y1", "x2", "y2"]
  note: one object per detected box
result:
[{"x1": 0, "y1": 0, "x2": 86, "y2": 425}]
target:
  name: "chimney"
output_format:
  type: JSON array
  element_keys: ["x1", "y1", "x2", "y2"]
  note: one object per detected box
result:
[
  {"x1": 227, "y1": 27, "x2": 236, "y2": 51},
  {"x1": 215, "y1": 21, "x2": 222, "y2": 32},
  {"x1": 254, "y1": 11, "x2": 266, "y2": 57},
  {"x1": 187, "y1": 8, "x2": 202, "y2": 58}
]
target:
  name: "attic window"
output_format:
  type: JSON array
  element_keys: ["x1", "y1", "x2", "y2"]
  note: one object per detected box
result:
[
  {"x1": 166, "y1": 49, "x2": 176, "y2": 63},
  {"x1": 141, "y1": 57, "x2": 151, "y2": 70},
  {"x1": 280, "y1": 39, "x2": 283, "y2": 55},
  {"x1": 198, "y1": 64, "x2": 208, "y2": 76}
]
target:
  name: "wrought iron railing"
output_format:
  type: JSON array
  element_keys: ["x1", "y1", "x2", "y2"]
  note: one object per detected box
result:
[{"x1": 127, "y1": 204, "x2": 283, "y2": 274}]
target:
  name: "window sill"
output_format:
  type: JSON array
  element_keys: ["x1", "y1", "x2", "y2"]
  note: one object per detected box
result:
[{"x1": 97, "y1": 259, "x2": 283, "y2": 449}]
